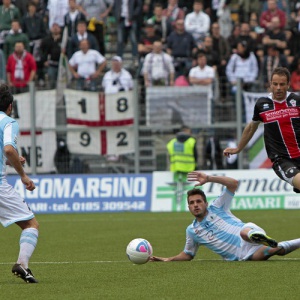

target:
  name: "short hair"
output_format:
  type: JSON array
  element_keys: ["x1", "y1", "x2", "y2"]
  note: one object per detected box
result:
[
  {"x1": 187, "y1": 188, "x2": 207, "y2": 203},
  {"x1": 0, "y1": 84, "x2": 14, "y2": 112},
  {"x1": 197, "y1": 52, "x2": 206, "y2": 59},
  {"x1": 271, "y1": 67, "x2": 290, "y2": 83},
  {"x1": 154, "y1": 3, "x2": 163, "y2": 9},
  {"x1": 77, "y1": 20, "x2": 87, "y2": 26}
]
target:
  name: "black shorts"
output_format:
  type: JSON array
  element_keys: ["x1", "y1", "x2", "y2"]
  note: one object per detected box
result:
[{"x1": 272, "y1": 157, "x2": 300, "y2": 192}]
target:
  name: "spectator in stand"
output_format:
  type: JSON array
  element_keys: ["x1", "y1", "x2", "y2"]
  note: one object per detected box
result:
[
  {"x1": 6, "y1": 41, "x2": 36, "y2": 94},
  {"x1": 226, "y1": 40, "x2": 259, "y2": 94},
  {"x1": 147, "y1": 3, "x2": 172, "y2": 45},
  {"x1": 260, "y1": 0, "x2": 286, "y2": 31},
  {"x1": 69, "y1": 39, "x2": 106, "y2": 91},
  {"x1": 262, "y1": 16, "x2": 287, "y2": 53},
  {"x1": 162, "y1": 0, "x2": 185, "y2": 27},
  {"x1": 12, "y1": 0, "x2": 29, "y2": 16},
  {"x1": 290, "y1": 58, "x2": 300, "y2": 92},
  {"x1": 217, "y1": 1, "x2": 232, "y2": 39},
  {"x1": 290, "y1": 6, "x2": 300, "y2": 33},
  {"x1": 143, "y1": 40, "x2": 175, "y2": 87},
  {"x1": 285, "y1": 28, "x2": 300, "y2": 68},
  {"x1": 227, "y1": 24, "x2": 241, "y2": 52},
  {"x1": 138, "y1": 21, "x2": 160, "y2": 59},
  {"x1": 238, "y1": 23, "x2": 257, "y2": 53},
  {"x1": 30, "y1": 0, "x2": 47, "y2": 20},
  {"x1": 40, "y1": 23, "x2": 63, "y2": 89},
  {"x1": 46, "y1": 0, "x2": 69, "y2": 29},
  {"x1": 102, "y1": 56, "x2": 133, "y2": 94},
  {"x1": 67, "y1": 20, "x2": 99, "y2": 59},
  {"x1": 184, "y1": 0, "x2": 210, "y2": 45},
  {"x1": 261, "y1": 44, "x2": 289, "y2": 86},
  {"x1": 21, "y1": 2, "x2": 47, "y2": 52},
  {"x1": 189, "y1": 52, "x2": 215, "y2": 101},
  {"x1": 0, "y1": 0, "x2": 21, "y2": 47},
  {"x1": 113, "y1": 0, "x2": 143, "y2": 63},
  {"x1": 64, "y1": 0, "x2": 86, "y2": 39},
  {"x1": 194, "y1": 36, "x2": 220, "y2": 70},
  {"x1": 238, "y1": 0, "x2": 263, "y2": 23},
  {"x1": 167, "y1": 19, "x2": 197, "y2": 78},
  {"x1": 210, "y1": 22, "x2": 231, "y2": 102},
  {"x1": 21, "y1": 1, "x2": 47, "y2": 86},
  {"x1": 3, "y1": 20, "x2": 30, "y2": 60},
  {"x1": 78, "y1": 0, "x2": 114, "y2": 56}
]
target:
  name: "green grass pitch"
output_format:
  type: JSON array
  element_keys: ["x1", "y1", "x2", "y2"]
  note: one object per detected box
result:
[{"x1": 0, "y1": 210, "x2": 299, "y2": 299}]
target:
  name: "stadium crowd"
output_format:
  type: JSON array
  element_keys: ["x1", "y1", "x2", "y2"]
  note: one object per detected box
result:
[{"x1": 0, "y1": 0, "x2": 300, "y2": 101}]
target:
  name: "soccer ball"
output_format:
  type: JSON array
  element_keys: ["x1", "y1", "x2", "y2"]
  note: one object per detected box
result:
[{"x1": 126, "y1": 238, "x2": 153, "y2": 264}]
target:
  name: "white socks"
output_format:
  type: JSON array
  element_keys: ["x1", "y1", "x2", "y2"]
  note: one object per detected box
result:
[
  {"x1": 278, "y1": 238, "x2": 300, "y2": 255},
  {"x1": 17, "y1": 228, "x2": 39, "y2": 269}
]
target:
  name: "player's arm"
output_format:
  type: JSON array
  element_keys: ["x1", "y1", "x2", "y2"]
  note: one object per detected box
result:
[
  {"x1": 150, "y1": 251, "x2": 193, "y2": 262},
  {"x1": 6, "y1": 155, "x2": 26, "y2": 166},
  {"x1": 188, "y1": 171, "x2": 238, "y2": 194},
  {"x1": 223, "y1": 121, "x2": 260, "y2": 156},
  {"x1": 4, "y1": 145, "x2": 35, "y2": 191}
]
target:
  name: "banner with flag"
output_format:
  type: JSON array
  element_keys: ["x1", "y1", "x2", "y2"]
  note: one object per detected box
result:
[{"x1": 64, "y1": 89, "x2": 135, "y2": 155}]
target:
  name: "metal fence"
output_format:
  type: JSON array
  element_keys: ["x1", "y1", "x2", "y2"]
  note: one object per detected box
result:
[{"x1": 9, "y1": 77, "x2": 261, "y2": 175}]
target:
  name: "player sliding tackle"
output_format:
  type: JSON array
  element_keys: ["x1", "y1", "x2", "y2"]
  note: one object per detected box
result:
[{"x1": 150, "y1": 171, "x2": 300, "y2": 262}]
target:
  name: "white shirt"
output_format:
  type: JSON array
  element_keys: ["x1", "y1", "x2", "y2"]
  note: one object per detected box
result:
[
  {"x1": 143, "y1": 52, "x2": 174, "y2": 81},
  {"x1": 226, "y1": 52, "x2": 259, "y2": 83},
  {"x1": 69, "y1": 49, "x2": 106, "y2": 78},
  {"x1": 189, "y1": 65, "x2": 215, "y2": 98},
  {"x1": 102, "y1": 68, "x2": 133, "y2": 94},
  {"x1": 47, "y1": 0, "x2": 69, "y2": 28},
  {"x1": 184, "y1": 189, "x2": 248, "y2": 261},
  {"x1": 184, "y1": 11, "x2": 211, "y2": 41}
]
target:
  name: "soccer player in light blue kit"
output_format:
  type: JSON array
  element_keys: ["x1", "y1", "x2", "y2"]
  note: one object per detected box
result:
[
  {"x1": 151, "y1": 171, "x2": 300, "y2": 262},
  {"x1": 0, "y1": 84, "x2": 39, "y2": 283}
]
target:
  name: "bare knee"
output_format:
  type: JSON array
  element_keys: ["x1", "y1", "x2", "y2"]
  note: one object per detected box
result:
[
  {"x1": 240, "y1": 228, "x2": 251, "y2": 242},
  {"x1": 16, "y1": 217, "x2": 39, "y2": 230}
]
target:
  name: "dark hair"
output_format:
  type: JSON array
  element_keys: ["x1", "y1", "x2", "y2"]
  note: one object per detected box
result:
[
  {"x1": 197, "y1": 52, "x2": 206, "y2": 59},
  {"x1": 77, "y1": 20, "x2": 87, "y2": 26},
  {"x1": 271, "y1": 67, "x2": 290, "y2": 83},
  {"x1": 187, "y1": 188, "x2": 207, "y2": 203},
  {"x1": 0, "y1": 84, "x2": 14, "y2": 112},
  {"x1": 154, "y1": 3, "x2": 163, "y2": 9}
]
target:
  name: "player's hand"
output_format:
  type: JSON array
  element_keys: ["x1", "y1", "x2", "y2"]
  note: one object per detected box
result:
[
  {"x1": 223, "y1": 147, "x2": 239, "y2": 157},
  {"x1": 20, "y1": 156, "x2": 26, "y2": 166},
  {"x1": 149, "y1": 256, "x2": 169, "y2": 262},
  {"x1": 21, "y1": 175, "x2": 36, "y2": 191},
  {"x1": 187, "y1": 171, "x2": 208, "y2": 186}
]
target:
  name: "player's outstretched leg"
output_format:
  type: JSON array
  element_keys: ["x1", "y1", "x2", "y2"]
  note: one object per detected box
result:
[
  {"x1": 249, "y1": 231, "x2": 278, "y2": 248},
  {"x1": 277, "y1": 238, "x2": 300, "y2": 255}
]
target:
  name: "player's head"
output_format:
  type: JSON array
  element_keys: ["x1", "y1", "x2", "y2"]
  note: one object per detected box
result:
[
  {"x1": 270, "y1": 67, "x2": 290, "y2": 101},
  {"x1": 187, "y1": 189, "x2": 208, "y2": 218},
  {"x1": 270, "y1": 67, "x2": 290, "y2": 83},
  {"x1": 0, "y1": 84, "x2": 14, "y2": 113},
  {"x1": 187, "y1": 188, "x2": 207, "y2": 203}
]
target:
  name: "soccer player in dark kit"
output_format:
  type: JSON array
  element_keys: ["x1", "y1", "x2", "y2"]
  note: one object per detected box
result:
[{"x1": 224, "y1": 67, "x2": 300, "y2": 193}]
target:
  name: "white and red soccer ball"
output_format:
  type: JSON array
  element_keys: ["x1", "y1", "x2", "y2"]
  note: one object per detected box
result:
[{"x1": 126, "y1": 238, "x2": 153, "y2": 264}]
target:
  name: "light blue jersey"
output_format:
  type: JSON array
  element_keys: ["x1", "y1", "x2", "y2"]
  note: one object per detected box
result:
[
  {"x1": 0, "y1": 111, "x2": 19, "y2": 183},
  {"x1": 184, "y1": 188, "x2": 248, "y2": 261}
]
